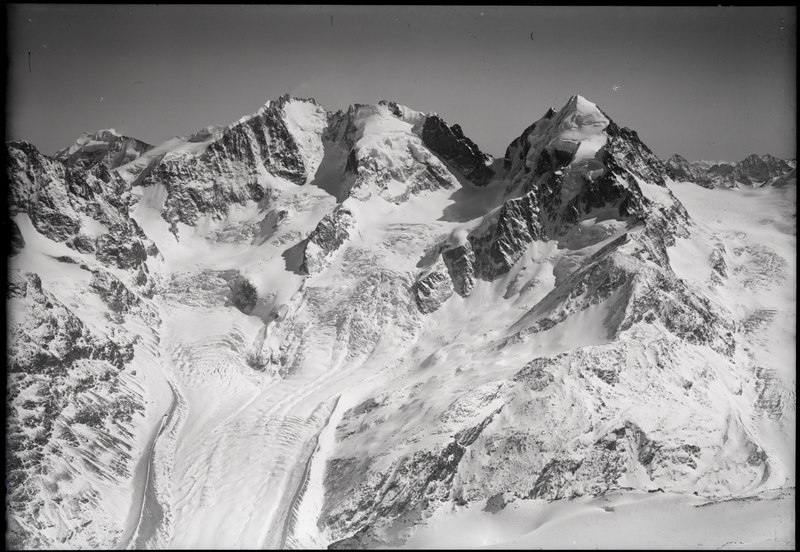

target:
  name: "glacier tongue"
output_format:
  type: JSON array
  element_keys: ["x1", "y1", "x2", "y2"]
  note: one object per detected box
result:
[{"x1": 5, "y1": 94, "x2": 795, "y2": 549}]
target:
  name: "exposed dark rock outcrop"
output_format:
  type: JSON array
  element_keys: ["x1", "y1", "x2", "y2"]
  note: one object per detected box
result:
[
  {"x1": 7, "y1": 270, "x2": 142, "y2": 549},
  {"x1": 6, "y1": 140, "x2": 159, "y2": 270},
  {"x1": 8, "y1": 271, "x2": 135, "y2": 375},
  {"x1": 94, "y1": 221, "x2": 151, "y2": 270},
  {"x1": 441, "y1": 242, "x2": 476, "y2": 297},
  {"x1": 469, "y1": 191, "x2": 548, "y2": 280},
  {"x1": 90, "y1": 270, "x2": 141, "y2": 320},
  {"x1": 412, "y1": 261, "x2": 455, "y2": 314},
  {"x1": 227, "y1": 274, "x2": 259, "y2": 315},
  {"x1": 9, "y1": 218, "x2": 25, "y2": 256},
  {"x1": 665, "y1": 154, "x2": 717, "y2": 188},
  {"x1": 468, "y1": 97, "x2": 677, "y2": 282},
  {"x1": 733, "y1": 154, "x2": 795, "y2": 186},
  {"x1": 502, "y1": 108, "x2": 558, "y2": 174},
  {"x1": 422, "y1": 115, "x2": 495, "y2": 186},
  {"x1": 140, "y1": 95, "x2": 320, "y2": 235},
  {"x1": 324, "y1": 407, "x2": 502, "y2": 549},
  {"x1": 300, "y1": 206, "x2": 355, "y2": 275}
]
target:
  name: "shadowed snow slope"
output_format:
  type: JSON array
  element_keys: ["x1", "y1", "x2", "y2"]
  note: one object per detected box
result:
[{"x1": 6, "y1": 93, "x2": 795, "y2": 549}]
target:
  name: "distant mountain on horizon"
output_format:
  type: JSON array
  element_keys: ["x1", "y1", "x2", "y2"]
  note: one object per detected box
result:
[{"x1": 665, "y1": 152, "x2": 796, "y2": 189}]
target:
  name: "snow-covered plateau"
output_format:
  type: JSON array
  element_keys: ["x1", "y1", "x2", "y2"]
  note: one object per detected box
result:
[{"x1": 5, "y1": 94, "x2": 795, "y2": 549}]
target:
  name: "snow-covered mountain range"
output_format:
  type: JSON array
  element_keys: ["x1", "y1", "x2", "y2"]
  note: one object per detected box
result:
[
  {"x1": 666, "y1": 153, "x2": 796, "y2": 189},
  {"x1": 6, "y1": 94, "x2": 796, "y2": 549}
]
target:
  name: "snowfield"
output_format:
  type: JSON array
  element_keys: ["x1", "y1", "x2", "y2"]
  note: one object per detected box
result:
[
  {"x1": 5, "y1": 94, "x2": 795, "y2": 549},
  {"x1": 405, "y1": 488, "x2": 795, "y2": 549}
]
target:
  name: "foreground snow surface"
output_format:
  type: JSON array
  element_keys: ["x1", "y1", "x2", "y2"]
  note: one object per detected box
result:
[{"x1": 404, "y1": 488, "x2": 795, "y2": 549}]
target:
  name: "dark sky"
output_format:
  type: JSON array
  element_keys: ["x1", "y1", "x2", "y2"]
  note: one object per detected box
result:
[{"x1": 6, "y1": 5, "x2": 796, "y2": 161}]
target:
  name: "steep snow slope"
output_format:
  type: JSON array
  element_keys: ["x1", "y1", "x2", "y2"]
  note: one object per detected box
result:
[{"x1": 6, "y1": 93, "x2": 795, "y2": 550}]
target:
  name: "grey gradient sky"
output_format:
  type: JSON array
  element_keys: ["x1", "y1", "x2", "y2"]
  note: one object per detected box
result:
[{"x1": 6, "y1": 5, "x2": 796, "y2": 161}]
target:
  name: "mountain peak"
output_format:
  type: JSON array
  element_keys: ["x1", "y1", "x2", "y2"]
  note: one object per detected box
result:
[
  {"x1": 94, "y1": 128, "x2": 122, "y2": 138},
  {"x1": 59, "y1": 128, "x2": 123, "y2": 150},
  {"x1": 53, "y1": 128, "x2": 151, "y2": 170},
  {"x1": 562, "y1": 94, "x2": 602, "y2": 116},
  {"x1": 232, "y1": 95, "x2": 323, "y2": 128},
  {"x1": 273, "y1": 94, "x2": 321, "y2": 108},
  {"x1": 544, "y1": 94, "x2": 611, "y2": 165}
]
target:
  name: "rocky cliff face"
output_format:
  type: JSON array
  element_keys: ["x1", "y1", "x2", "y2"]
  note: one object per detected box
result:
[
  {"x1": 665, "y1": 154, "x2": 715, "y2": 187},
  {"x1": 135, "y1": 95, "x2": 327, "y2": 236},
  {"x1": 300, "y1": 205, "x2": 356, "y2": 275},
  {"x1": 7, "y1": 93, "x2": 795, "y2": 550},
  {"x1": 419, "y1": 95, "x2": 678, "y2": 290},
  {"x1": 733, "y1": 154, "x2": 796, "y2": 186},
  {"x1": 6, "y1": 267, "x2": 150, "y2": 548},
  {"x1": 7, "y1": 140, "x2": 160, "y2": 266},
  {"x1": 421, "y1": 115, "x2": 495, "y2": 186},
  {"x1": 6, "y1": 133, "x2": 162, "y2": 549}
]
